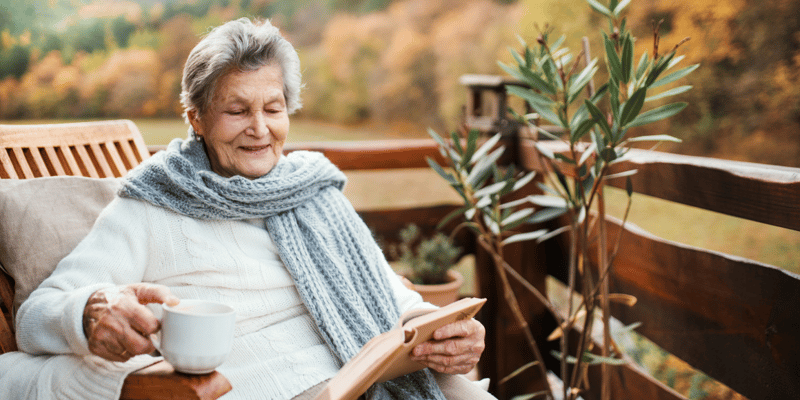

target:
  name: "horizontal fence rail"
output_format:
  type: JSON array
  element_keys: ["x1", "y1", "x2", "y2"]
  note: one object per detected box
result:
[{"x1": 520, "y1": 138, "x2": 800, "y2": 400}]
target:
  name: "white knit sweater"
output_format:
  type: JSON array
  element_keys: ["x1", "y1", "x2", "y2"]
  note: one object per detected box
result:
[{"x1": 4, "y1": 196, "x2": 428, "y2": 400}]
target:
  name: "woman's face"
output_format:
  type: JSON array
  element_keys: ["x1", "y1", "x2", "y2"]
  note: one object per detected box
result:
[{"x1": 188, "y1": 63, "x2": 289, "y2": 180}]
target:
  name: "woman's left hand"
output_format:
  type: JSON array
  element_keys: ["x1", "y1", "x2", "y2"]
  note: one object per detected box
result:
[{"x1": 410, "y1": 318, "x2": 486, "y2": 375}]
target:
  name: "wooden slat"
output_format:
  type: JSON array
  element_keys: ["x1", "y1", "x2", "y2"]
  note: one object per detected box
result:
[
  {"x1": 59, "y1": 145, "x2": 82, "y2": 176},
  {"x1": 120, "y1": 360, "x2": 232, "y2": 400},
  {"x1": 42, "y1": 147, "x2": 67, "y2": 176},
  {"x1": 10, "y1": 148, "x2": 34, "y2": 178},
  {"x1": 28, "y1": 147, "x2": 51, "y2": 177},
  {"x1": 116, "y1": 140, "x2": 138, "y2": 171},
  {"x1": 99, "y1": 141, "x2": 126, "y2": 177},
  {"x1": 73, "y1": 144, "x2": 100, "y2": 178},
  {"x1": 89, "y1": 142, "x2": 114, "y2": 177},
  {"x1": 521, "y1": 140, "x2": 800, "y2": 232},
  {"x1": 0, "y1": 270, "x2": 16, "y2": 353},
  {"x1": 577, "y1": 216, "x2": 800, "y2": 400},
  {"x1": 0, "y1": 149, "x2": 18, "y2": 179}
]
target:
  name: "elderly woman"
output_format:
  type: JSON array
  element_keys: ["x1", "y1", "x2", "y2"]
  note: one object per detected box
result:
[{"x1": 6, "y1": 18, "x2": 494, "y2": 400}]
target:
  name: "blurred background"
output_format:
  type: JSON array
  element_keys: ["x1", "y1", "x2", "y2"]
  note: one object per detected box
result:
[
  {"x1": 2, "y1": 0, "x2": 800, "y2": 276},
  {"x1": 1, "y1": 0, "x2": 799, "y2": 166}
]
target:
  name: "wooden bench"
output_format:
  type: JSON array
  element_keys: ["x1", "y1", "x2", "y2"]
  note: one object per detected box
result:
[{"x1": 0, "y1": 120, "x2": 231, "y2": 400}]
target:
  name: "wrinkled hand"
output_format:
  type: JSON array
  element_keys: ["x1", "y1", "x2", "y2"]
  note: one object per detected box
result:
[
  {"x1": 411, "y1": 318, "x2": 486, "y2": 375},
  {"x1": 83, "y1": 283, "x2": 179, "y2": 362}
]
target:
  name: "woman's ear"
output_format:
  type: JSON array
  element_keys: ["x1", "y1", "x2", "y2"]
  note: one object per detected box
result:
[{"x1": 187, "y1": 110, "x2": 202, "y2": 137}]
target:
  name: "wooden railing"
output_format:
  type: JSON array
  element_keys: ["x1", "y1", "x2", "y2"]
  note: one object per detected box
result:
[{"x1": 254, "y1": 135, "x2": 800, "y2": 400}]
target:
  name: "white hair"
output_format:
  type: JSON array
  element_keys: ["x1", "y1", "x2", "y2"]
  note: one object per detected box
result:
[{"x1": 180, "y1": 18, "x2": 302, "y2": 122}]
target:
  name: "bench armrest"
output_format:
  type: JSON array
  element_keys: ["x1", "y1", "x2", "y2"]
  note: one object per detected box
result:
[{"x1": 120, "y1": 360, "x2": 232, "y2": 400}]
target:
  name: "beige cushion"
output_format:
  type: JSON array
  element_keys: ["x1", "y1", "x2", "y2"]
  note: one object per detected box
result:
[{"x1": 0, "y1": 176, "x2": 120, "y2": 316}]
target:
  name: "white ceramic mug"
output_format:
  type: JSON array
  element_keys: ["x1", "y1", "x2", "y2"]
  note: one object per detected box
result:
[{"x1": 153, "y1": 299, "x2": 236, "y2": 374}]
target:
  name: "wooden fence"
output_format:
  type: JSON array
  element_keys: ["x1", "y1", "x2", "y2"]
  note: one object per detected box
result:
[{"x1": 273, "y1": 135, "x2": 800, "y2": 400}]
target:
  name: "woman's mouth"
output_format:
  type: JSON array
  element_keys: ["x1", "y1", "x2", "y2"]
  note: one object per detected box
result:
[{"x1": 239, "y1": 144, "x2": 270, "y2": 154}]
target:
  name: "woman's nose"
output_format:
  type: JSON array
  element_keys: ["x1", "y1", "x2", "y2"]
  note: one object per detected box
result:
[{"x1": 248, "y1": 112, "x2": 269, "y2": 138}]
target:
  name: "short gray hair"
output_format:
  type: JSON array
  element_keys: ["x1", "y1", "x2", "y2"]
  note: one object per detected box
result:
[{"x1": 180, "y1": 18, "x2": 302, "y2": 121}]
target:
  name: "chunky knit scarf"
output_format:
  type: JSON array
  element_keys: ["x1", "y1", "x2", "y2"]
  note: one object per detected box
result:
[{"x1": 118, "y1": 137, "x2": 445, "y2": 400}]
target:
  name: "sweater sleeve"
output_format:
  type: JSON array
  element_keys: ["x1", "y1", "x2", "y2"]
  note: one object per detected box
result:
[{"x1": 15, "y1": 197, "x2": 155, "y2": 356}]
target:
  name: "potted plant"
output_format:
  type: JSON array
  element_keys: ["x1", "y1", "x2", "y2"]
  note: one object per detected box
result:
[
  {"x1": 425, "y1": 0, "x2": 696, "y2": 398},
  {"x1": 394, "y1": 223, "x2": 464, "y2": 306}
]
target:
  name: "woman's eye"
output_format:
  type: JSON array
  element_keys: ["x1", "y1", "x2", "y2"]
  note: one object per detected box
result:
[{"x1": 227, "y1": 110, "x2": 245, "y2": 115}]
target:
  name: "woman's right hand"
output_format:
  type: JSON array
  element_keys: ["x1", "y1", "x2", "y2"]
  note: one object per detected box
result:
[{"x1": 82, "y1": 283, "x2": 180, "y2": 362}]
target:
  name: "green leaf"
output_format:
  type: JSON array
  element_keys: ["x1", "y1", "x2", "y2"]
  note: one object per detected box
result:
[
  {"x1": 603, "y1": 169, "x2": 638, "y2": 181},
  {"x1": 498, "y1": 60, "x2": 525, "y2": 82},
  {"x1": 645, "y1": 85, "x2": 692, "y2": 102},
  {"x1": 528, "y1": 207, "x2": 568, "y2": 224},
  {"x1": 620, "y1": 34, "x2": 634, "y2": 83},
  {"x1": 519, "y1": 65, "x2": 556, "y2": 95},
  {"x1": 625, "y1": 134, "x2": 682, "y2": 143},
  {"x1": 635, "y1": 52, "x2": 650, "y2": 80},
  {"x1": 627, "y1": 102, "x2": 688, "y2": 128},
  {"x1": 603, "y1": 33, "x2": 623, "y2": 82},
  {"x1": 451, "y1": 131, "x2": 464, "y2": 155},
  {"x1": 530, "y1": 102, "x2": 563, "y2": 127},
  {"x1": 512, "y1": 171, "x2": 537, "y2": 192},
  {"x1": 426, "y1": 157, "x2": 457, "y2": 185},
  {"x1": 470, "y1": 133, "x2": 502, "y2": 164},
  {"x1": 506, "y1": 85, "x2": 554, "y2": 108},
  {"x1": 601, "y1": 147, "x2": 618, "y2": 163},
  {"x1": 436, "y1": 205, "x2": 472, "y2": 230},
  {"x1": 584, "y1": 99, "x2": 612, "y2": 139},
  {"x1": 474, "y1": 180, "x2": 508, "y2": 199},
  {"x1": 650, "y1": 63, "x2": 699, "y2": 88},
  {"x1": 502, "y1": 209, "x2": 535, "y2": 228},
  {"x1": 467, "y1": 146, "x2": 504, "y2": 187},
  {"x1": 502, "y1": 229, "x2": 548, "y2": 245},
  {"x1": 571, "y1": 118, "x2": 596, "y2": 143},
  {"x1": 626, "y1": 176, "x2": 633, "y2": 197},
  {"x1": 528, "y1": 195, "x2": 568, "y2": 208},
  {"x1": 619, "y1": 87, "x2": 647, "y2": 127},
  {"x1": 613, "y1": 0, "x2": 631, "y2": 16},
  {"x1": 586, "y1": 0, "x2": 612, "y2": 16}
]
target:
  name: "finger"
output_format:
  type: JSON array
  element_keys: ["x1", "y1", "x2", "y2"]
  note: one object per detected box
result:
[
  {"x1": 120, "y1": 324, "x2": 157, "y2": 356},
  {"x1": 129, "y1": 283, "x2": 180, "y2": 306},
  {"x1": 412, "y1": 352, "x2": 480, "y2": 375},
  {"x1": 432, "y1": 319, "x2": 483, "y2": 341},
  {"x1": 125, "y1": 302, "x2": 161, "y2": 336}
]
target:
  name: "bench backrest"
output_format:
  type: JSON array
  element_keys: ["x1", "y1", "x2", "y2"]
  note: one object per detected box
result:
[{"x1": 0, "y1": 120, "x2": 151, "y2": 353}]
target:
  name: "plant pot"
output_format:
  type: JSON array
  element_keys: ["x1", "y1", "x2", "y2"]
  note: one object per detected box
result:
[{"x1": 410, "y1": 270, "x2": 464, "y2": 307}]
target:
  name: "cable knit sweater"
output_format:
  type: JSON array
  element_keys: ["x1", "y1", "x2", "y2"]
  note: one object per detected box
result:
[{"x1": 8, "y1": 196, "x2": 430, "y2": 399}]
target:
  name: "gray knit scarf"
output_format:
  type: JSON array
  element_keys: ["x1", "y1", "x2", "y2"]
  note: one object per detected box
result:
[{"x1": 119, "y1": 137, "x2": 445, "y2": 400}]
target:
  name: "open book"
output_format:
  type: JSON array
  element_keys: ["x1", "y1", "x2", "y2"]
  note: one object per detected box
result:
[{"x1": 313, "y1": 297, "x2": 486, "y2": 400}]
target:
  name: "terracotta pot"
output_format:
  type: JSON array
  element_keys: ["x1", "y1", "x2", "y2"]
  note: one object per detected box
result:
[{"x1": 410, "y1": 270, "x2": 464, "y2": 307}]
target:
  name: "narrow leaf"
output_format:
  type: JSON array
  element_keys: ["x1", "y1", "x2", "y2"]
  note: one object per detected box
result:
[
  {"x1": 613, "y1": 0, "x2": 631, "y2": 15},
  {"x1": 645, "y1": 85, "x2": 692, "y2": 102},
  {"x1": 603, "y1": 169, "x2": 638, "y2": 181},
  {"x1": 626, "y1": 134, "x2": 682, "y2": 143},
  {"x1": 627, "y1": 102, "x2": 688, "y2": 128},
  {"x1": 626, "y1": 175, "x2": 633, "y2": 196},
  {"x1": 530, "y1": 102, "x2": 563, "y2": 127},
  {"x1": 436, "y1": 205, "x2": 472, "y2": 230},
  {"x1": 603, "y1": 33, "x2": 623, "y2": 82},
  {"x1": 620, "y1": 34, "x2": 634, "y2": 83},
  {"x1": 650, "y1": 63, "x2": 699, "y2": 88},
  {"x1": 501, "y1": 209, "x2": 535, "y2": 228},
  {"x1": 528, "y1": 207, "x2": 568, "y2": 224},
  {"x1": 502, "y1": 229, "x2": 548, "y2": 245},
  {"x1": 536, "y1": 225, "x2": 571, "y2": 243},
  {"x1": 571, "y1": 118, "x2": 596, "y2": 143},
  {"x1": 512, "y1": 171, "x2": 537, "y2": 192},
  {"x1": 500, "y1": 361, "x2": 540, "y2": 386},
  {"x1": 528, "y1": 195, "x2": 568, "y2": 208},
  {"x1": 474, "y1": 181, "x2": 508, "y2": 199},
  {"x1": 586, "y1": 0, "x2": 612, "y2": 16},
  {"x1": 426, "y1": 157, "x2": 457, "y2": 185},
  {"x1": 506, "y1": 85, "x2": 554, "y2": 108},
  {"x1": 619, "y1": 87, "x2": 647, "y2": 127},
  {"x1": 584, "y1": 99, "x2": 612, "y2": 138},
  {"x1": 635, "y1": 52, "x2": 649, "y2": 80},
  {"x1": 470, "y1": 133, "x2": 502, "y2": 164},
  {"x1": 519, "y1": 65, "x2": 556, "y2": 95}
]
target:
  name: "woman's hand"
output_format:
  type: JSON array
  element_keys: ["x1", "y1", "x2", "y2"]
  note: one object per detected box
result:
[
  {"x1": 83, "y1": 283, "x2": 180, "y2": 362},
  {"x1": 410, "y1": 318, "x2": 486, "y2": 375}
]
